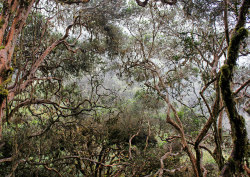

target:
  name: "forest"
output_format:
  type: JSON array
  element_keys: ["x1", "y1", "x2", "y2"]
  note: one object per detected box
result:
[{"x1": 0, "y1": 0, "x2": 249, "y2": 176}]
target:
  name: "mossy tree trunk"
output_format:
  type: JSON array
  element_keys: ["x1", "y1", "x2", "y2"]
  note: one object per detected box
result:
[
  {"x1": 0, "y1": 0, "x2": 35, "y2": 141},
  {"x1": 219, "y1": 0, "x2": 249, "y2": 176}
]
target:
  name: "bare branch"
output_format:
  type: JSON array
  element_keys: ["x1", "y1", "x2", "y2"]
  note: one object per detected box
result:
[
  {"x1": 144, "y1": 120, "x2": 151, "y2": 152},
  {"x1": 234, "y1": 79, "x2": 250, "y2": 95},
  {"x1": 44, "y1": 165, "x2": 63, "y2": 177},
  {"x1": 158, "y1": 147, "x2": 173, "y2": 177},
  {"x1": 224, "y1": 0, "x2": 230, "y2": 46},
  {"x1": 129, "y1": 128, "x2": 141, "y2": 159},
  {"x1": 199, "y1": 77, "x2": 217, "y2": 117},
  {"x1": 0, "y1": 157, "x2": 12, "y2": 163}
]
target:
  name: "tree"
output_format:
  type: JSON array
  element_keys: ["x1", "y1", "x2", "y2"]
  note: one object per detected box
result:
[
  {"x1": 0, "y1": 0, "x2": 129, "y2": 139},
  {"x1": 0, "y1": 0, "x2": 249, "y2": 176},
  {"x1": 123, "y1": 0, "x2": 249, "y2": 176},
  {"x1": 219, "y1": 0, "x2": 249, "y2": 175}
]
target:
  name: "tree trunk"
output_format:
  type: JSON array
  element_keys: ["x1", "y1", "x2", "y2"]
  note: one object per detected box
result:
[
  {"x1": 0, "y1": 0, "x2": 35, "y2": 140},
  {"x1": 220, "y1": 0, "x2": 249, "y2": 176}
]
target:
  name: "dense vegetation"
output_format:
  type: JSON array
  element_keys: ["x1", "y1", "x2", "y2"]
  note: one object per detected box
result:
[{"x1": 0, "y1": 0, "x2": 249, "y2": 176}]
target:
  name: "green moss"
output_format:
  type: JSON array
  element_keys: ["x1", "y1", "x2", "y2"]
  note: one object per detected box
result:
[
  {"x1": 227, "y1": 28, "x2": 248, "y2": 66},
  {"x1": 220, "y1": 26, "x2": 248, "y2": 173},
  {"x1": 9, "y1": 67, "x2": 14, "y2": 72},
  {"x1": 0, "y1": 45, "x2": 5, "y2": 50},
  {"x1": 0, "y1": 86, "x2": 8, "y2": 104},
  {"x1": 2, "y1": 76, "x2": 11, "y2": 86},
  {"x1": 2, "y1": 68, "x2": 13, "y2": 85},
  {"x1": 0, "y1": 87, "x2": 8, "y2": 96},
  {"x1": 220, "y1": 65, "x2": 232, "y2": 100},
  {"x1": 237, "y1": 27, "x2": 248, "y2": 38},
  {"x1": 0, "y1": 68, "x2": 13, "y2": 104},
  {"x1": 0, "y1": 19, "x2": 5, "y2": 29},
  {"x1": 13, "y1": 47, "x2": 19, "y2": 66},
  {"x1": 220, "y1": 64, "x2": 230, "y2": 80}
]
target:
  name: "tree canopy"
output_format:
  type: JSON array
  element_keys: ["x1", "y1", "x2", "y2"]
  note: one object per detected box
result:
[{"x1": 0, "y1": 0, "x2": 249, "y2": 176}]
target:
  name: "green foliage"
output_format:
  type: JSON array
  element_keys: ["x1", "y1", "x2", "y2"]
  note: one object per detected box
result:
[
  {"x1": 173, "y1": 55, "x2": 181, "y2": 61},
  {"x1": 174, "y1": 107, "x2": 206, "y2": 136},
  {"x1": 134, "y1": 89, "x2": 165, "y2": 110},
  {"x1": 0, "y1": 0, "x2": 248, "y2": 176}
]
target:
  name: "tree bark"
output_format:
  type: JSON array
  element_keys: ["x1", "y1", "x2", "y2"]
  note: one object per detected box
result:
[
  {"x1": 0, "y1": 0, "x2": 35, "y2": 140},
  {"x1": 219, "y1": 0, "x2": 249, "y2": 176}
]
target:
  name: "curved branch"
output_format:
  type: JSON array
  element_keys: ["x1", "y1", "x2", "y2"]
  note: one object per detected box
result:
[
  {"x1": 234, "y1": 79, "x2": 250, "y2": 95},
  {"x1": 7, "y1": 98, "x2": 92, "y2": 121},
  {"x1": 161, "y1": 0, "x2": 177, "y2": 5},
  {"x1": 57, "y1": 0, "x2": 90, "y2": 5},
  {"x1": 135, "y1": 0, "x2": 149, "y2": 7}
]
